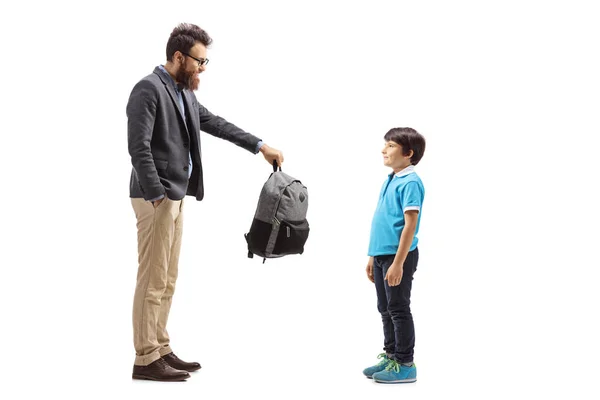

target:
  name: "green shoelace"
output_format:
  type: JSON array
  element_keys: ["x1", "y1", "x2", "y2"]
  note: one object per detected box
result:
[
  {"x1": 385, "y1": 359, "x2": 401, "y2": 373},
  {"x1": 375, "y1": 353, "x2": 389, "y2": 366},
  {"x1": 385, "y1": 359, "x2": 416, "y2": 373}
]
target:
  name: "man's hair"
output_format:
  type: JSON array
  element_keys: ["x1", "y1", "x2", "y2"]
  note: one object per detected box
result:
[
  {"x1": 166, "y1": 23, "x2": 213, "y2": 61},
  {"x1": 384, "y1": 127, "x2": 426, "y2": 165}
]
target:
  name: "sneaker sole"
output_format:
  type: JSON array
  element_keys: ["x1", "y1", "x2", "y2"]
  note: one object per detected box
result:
[{"x1": 373, "y1": 378, "x2": 417, "y2": 384}]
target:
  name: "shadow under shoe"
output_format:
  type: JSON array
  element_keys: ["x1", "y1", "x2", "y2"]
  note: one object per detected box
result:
[
  {"x1": 162, "y1": 352, "x2": 202, "y2": 372},
  {"x1": 132, "y1": 358, "x2": 190, "y2": 381}
]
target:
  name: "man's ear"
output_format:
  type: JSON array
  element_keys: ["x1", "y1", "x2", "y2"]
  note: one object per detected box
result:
[{"x1": 174, "y1": 51, "x2": 184, "y2": 64}]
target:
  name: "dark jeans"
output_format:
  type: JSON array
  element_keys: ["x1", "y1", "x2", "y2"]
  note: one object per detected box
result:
[{"x1": 373, "y1": 248, "x2": 418, "y2": 363}]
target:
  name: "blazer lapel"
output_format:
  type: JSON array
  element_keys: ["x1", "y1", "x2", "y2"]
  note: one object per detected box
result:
[
  {"x1": 182, "y1": 90, "x2": 202, "y2": 159},
  {"x1": 153, "y1": 67, "x2": 186, "y2": 124},
  {"x1": 182, "y1": 91, "x2": 199, "y2": 135}
]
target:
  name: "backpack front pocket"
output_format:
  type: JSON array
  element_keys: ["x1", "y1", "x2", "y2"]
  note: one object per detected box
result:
[{"x1": 272, "y1": 219, "x2": 309, "y2": 255}]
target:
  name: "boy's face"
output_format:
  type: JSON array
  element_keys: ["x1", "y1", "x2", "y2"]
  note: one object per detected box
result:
[{"x1": 382, "y1": 141, "x2": 413, "y2": 173}]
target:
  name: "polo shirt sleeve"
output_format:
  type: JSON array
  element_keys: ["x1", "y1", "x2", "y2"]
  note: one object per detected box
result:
[{"x1": 401, "y1": 181, "x2": 423, "y2": 213}]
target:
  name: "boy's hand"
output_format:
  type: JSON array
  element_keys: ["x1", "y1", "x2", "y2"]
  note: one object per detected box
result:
[
  {"x1": 385, "y1": 263, "x2": 404, "y2": 287},
  {"x1": 366, "y1": 257, "x2": 374, "y2": 283}
]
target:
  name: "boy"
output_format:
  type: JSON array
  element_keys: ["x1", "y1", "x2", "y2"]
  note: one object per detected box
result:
[{"x1": 363, "y1": 127, "x2": 426, "y2": 384}]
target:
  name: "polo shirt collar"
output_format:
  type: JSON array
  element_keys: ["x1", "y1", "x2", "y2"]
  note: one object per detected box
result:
[{"x1": 394, "y1": 165, "x2": 415, "y2": 178}]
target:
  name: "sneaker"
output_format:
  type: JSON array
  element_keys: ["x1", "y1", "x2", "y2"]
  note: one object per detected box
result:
[
  {"x1": 372, "y1": 359, "x2": 417, "y2": 384},
  {"x1": 362, "y1": 353, "x2": 392, "y2": 379}
]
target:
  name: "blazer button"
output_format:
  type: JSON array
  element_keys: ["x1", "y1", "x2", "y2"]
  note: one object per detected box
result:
[
  {"x1": 183, "y1": 166, "x2": 189, "y2": 172},
  {"x1": 183, "y1": 143, "x2": 189, "y2": 148}
]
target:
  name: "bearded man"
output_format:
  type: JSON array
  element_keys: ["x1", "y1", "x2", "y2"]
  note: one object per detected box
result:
[{"x1": 127, "y1": 23, "x2": 284, "y2": 381}]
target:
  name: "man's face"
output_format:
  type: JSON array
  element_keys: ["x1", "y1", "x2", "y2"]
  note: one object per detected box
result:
[{"x1": 175, "y1": 42, "x2": 208, "y2": 91}]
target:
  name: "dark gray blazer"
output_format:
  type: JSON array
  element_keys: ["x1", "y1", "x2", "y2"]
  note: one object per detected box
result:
[{"x1": 127, "y1": 67, "x2": 261, "y2": 201}]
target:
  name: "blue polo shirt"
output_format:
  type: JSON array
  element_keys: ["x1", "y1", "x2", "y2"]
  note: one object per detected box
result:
[{"x1": 368, "y1": 166, "x2": 425, "y2": 256}]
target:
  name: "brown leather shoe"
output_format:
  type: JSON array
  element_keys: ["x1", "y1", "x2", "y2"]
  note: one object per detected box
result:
[
  {"x1": 162, "y1": 352, "x2": 201, "y2": 372},
  {"x1": 132, "y1": 358, "x2": 190, "y2": 381}
]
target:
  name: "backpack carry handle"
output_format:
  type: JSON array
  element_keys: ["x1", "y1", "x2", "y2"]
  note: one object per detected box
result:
[{"x1": 273, "y1": 160, "x2": 282, "y2": 172}]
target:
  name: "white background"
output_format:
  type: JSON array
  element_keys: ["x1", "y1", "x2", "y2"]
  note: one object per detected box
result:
[{"x1": 1, "y1": 0, "x2": 599, "y2": 398}]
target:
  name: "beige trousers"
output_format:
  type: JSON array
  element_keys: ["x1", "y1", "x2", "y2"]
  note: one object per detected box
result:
[{"x1": 131, "y1": 196, "x2": 184, "y2": 366}]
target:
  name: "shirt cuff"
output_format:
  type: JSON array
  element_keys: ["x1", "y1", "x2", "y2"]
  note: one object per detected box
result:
[{"x1": 255, "y1": 140, "x2": 264, "y2": 154}]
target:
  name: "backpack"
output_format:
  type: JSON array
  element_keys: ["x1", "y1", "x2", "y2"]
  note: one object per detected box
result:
[{"x1": 245, "y1": 161, "x2": 309, "y2": 263}]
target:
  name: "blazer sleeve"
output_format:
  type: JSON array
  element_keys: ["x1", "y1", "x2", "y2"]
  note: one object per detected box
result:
[
  {"x1": 197, "y1": 102, "x2": 262, "y2": 153},
  {"x1": 127, "y1": 80, "x2": 165, "y2": 200}
]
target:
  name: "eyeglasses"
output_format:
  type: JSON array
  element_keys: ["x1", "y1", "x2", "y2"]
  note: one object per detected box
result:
[{"x1": 182, "y1": 52, "x2": 209, "y2": 67}]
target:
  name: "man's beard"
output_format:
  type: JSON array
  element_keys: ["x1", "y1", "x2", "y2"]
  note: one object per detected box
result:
[{"x1": 175, "y1": 66, "x2": 199, "y2": 91}]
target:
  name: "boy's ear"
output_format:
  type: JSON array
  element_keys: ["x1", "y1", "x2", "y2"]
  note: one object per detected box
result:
[{"x1": 406, "y1": 149, "x2": 414, "y2": 159}]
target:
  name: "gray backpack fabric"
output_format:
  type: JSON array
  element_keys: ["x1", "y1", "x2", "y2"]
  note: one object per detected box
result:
[{"x1": 245, "y1": 162, "x2": 309, "y2": 262}]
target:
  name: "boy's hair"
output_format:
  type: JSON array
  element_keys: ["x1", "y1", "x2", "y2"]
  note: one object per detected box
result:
[
  {"x1": 384, "y1": 127, "x2": 426, "y2": 166},
  {"x1": 166, "y1": 23, "x2": 213, "y2": 62}
]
